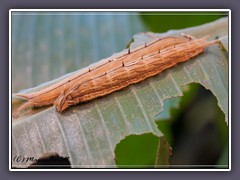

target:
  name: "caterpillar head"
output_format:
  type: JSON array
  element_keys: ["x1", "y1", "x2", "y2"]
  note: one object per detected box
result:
[{"x1": 54, "y1": 90, "x2": 75, "y2": 112}]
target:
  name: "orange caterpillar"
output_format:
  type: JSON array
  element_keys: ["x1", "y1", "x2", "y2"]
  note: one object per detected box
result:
[{"x1": 14, "y1": 34, "x2": 219, "y2": 117}]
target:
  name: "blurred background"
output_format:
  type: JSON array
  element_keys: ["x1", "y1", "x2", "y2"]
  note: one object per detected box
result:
[{"x1": 11, "y1": 11, "x2": 228, "y2": 168}]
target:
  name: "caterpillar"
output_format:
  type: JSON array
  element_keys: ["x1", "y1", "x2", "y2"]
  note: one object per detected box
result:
[{"x1": 13, "y1": 34, "x2": 220, "y2": 117}]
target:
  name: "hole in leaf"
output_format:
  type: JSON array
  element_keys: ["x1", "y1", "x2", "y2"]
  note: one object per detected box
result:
[
  {"x1": 156, "y1": 83, "x2": 228, "y2": 167},
  {"x1": 115, "y1": 133, "x2": 159, "y2": 168},
  {"x1": 27, "y1": 152, "x2": 71, "y2": 169}
]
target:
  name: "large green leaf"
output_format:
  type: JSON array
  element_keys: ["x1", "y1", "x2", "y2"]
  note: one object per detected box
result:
[{"x1": 11, "y1": 17, "x2": 228, "y2": 168}]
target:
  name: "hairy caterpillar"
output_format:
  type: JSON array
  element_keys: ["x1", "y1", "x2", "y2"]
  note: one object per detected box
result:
[{"x1": 13, "y1": 34, "x2": 220, "y2": 117}]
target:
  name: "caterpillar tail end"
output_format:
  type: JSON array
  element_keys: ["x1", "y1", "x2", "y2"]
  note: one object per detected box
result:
[
  {"x1": 198, "y1": 35, "x2": 221, "y2": 48},
  {"x1": 206, "y1": 38, "x2": 222, "y2": 49},
  {"x1": 181, "y1": 34, "x2": 220, "y2": 47}
]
